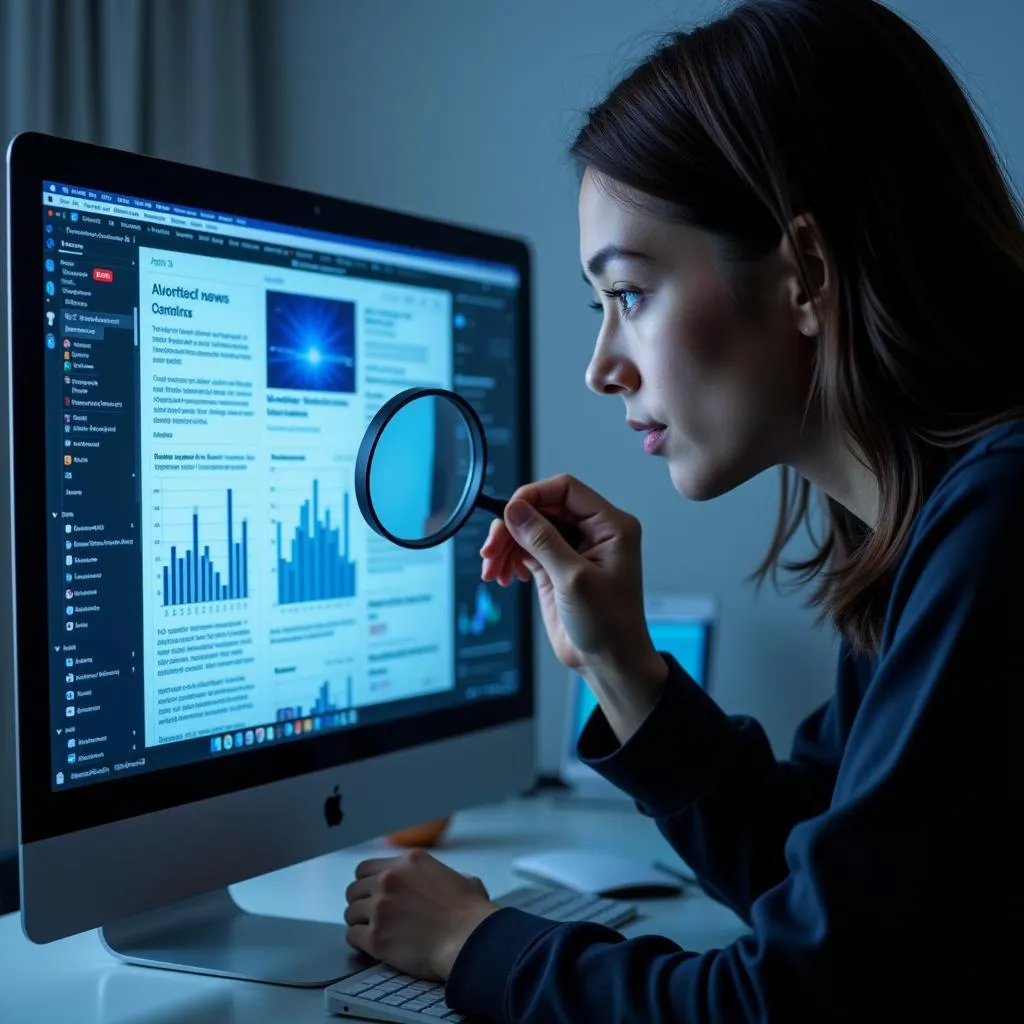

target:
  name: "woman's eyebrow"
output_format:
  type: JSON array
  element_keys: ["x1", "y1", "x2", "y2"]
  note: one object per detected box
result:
[{"x1": 582, "y1": 244, "x2": 656, "y2": 280}]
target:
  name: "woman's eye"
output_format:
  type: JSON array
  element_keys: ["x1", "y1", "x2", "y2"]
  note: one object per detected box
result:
[
  {"x1": 588, "y1": 288, "x2": 643, "y2": 316},
  {"x1": 615, "y1": 289, "x2": 642, "y2": 316},
  {"x1": 603, "y1": 288, "x2": 642, "y2": 317}
]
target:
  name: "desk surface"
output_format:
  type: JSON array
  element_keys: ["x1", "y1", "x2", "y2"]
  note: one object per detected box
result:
[{"x1": 0, "y1": 793, "x2": 747, "y2": 1023}]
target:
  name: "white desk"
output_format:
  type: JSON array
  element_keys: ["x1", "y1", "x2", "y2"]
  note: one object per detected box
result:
[{"x1": 0, "y1": 793, "x2": 748, "y2": 1023}]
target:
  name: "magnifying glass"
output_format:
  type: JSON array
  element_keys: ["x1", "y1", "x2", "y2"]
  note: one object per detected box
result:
[{"x1": 355, "y1": 387, "x2": 582, "y2": 550}]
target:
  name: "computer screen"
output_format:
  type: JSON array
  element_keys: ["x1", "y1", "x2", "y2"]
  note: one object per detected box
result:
[
  {"x1": 8, "y1": 134, "x2": 535, "y2": 956},
  {"x1": 38, "y1": 177, "x2": 524, "y2": 790}
]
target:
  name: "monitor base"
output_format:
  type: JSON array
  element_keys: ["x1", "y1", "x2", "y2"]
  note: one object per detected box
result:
[{"x1": 100, "y1": 886, "x2": 369, "y2": 987}]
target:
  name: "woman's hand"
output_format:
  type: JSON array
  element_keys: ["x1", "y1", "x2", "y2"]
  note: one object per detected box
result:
[
  {"x1": 481, "y1": 474, "x2": 657, "y2": 674},
  {"x1": 480, "y1": 474, "x2": 668, "y2": 741},
  {"x1": 344, "y1": 848, "x2": 498, "y2": 981}
]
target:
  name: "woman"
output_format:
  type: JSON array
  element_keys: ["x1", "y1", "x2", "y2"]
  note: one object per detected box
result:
[{"x1": 343, "y1": 0, "x2": 1022, "y2": 1019}]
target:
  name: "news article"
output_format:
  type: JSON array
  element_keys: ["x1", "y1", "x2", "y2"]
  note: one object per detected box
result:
[{"x1": 135, "y1": 246, "x2": 458, "y2": 745}]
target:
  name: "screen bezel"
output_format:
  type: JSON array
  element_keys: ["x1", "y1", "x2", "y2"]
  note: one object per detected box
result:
[{"x1": 7, "y1": 131, "x2": 534, "y2": 845}]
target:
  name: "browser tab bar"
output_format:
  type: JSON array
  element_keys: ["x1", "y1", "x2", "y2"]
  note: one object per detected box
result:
[{"x1": 42, "y1": 181, "x2": 518, "y2": 287}]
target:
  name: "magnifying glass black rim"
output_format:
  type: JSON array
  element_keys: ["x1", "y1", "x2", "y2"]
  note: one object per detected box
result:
[{"x1": 355, "y1": 386, "x2": 488, "y2": 549}]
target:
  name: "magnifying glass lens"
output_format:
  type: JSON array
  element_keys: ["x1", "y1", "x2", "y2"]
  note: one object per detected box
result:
[{"x1": 367, "y1": 394, "x2": 474, "y2": 543}]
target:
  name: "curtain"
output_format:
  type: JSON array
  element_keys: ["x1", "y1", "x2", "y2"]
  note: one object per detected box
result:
[{"x1": 0, "y1": 0, "x2": 264, "y2": 869}]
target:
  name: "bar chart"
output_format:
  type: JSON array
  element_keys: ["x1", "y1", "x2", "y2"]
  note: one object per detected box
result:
[
  {"x1": 275, "y1": 676, "x2": 353, "y2": 720},
  {"x1": 161, "y1": 488, "x2": 249, "y2": 607},
  {"x1": 274, "y1": 478, "x2": 357, "y2": 604}
]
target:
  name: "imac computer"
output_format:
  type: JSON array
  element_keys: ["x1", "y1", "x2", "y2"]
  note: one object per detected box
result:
[{"x1": 4, "y1": 132, "x2": 535, "y2": 985}]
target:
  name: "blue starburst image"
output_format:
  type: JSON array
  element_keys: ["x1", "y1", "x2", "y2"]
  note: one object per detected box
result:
[{"x1": 266, "y1": 291, "x2": 356, "y2": 393}]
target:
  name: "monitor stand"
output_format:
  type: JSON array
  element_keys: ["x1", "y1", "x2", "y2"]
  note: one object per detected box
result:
[{"x1": 100, "y1": 886, "x2": 370, "y2": 987}]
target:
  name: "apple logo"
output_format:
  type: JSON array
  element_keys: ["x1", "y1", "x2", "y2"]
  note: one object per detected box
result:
[{"x1": 324, "y1": 785, "x2": 344, "y2": 828}]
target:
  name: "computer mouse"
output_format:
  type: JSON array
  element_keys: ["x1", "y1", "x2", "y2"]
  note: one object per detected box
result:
[{"x1": 512, "y1": 849, "x2": 684, "y2": 899}]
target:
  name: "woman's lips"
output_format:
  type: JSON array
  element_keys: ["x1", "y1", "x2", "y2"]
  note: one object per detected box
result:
[
  {"x1": 626, "y1": 419, "x2": 668, "y2": 454},
  {"x1": 643, "y1": 426, "x2": 667, "y2": 454}
]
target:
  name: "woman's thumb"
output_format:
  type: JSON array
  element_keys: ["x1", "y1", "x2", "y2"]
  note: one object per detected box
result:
[{"x1": 505, "y1": 500, "x2": 577, "y2": 578}]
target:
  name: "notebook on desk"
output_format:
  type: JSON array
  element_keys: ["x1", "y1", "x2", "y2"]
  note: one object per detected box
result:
[{"x1": 560, "y1": 593, "x2": 716, "y2": 802}]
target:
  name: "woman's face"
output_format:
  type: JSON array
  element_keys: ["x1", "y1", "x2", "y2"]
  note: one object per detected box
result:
[{"x1": 579, "y1": 169, "x2": 817, "y2": 501}]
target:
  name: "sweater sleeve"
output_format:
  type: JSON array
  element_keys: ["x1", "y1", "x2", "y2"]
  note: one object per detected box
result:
[
  {"x1": 445, "y1": 448, "x2": 1018, "y2": 1024},
  {"x1": 575, "y1": 652, "x2": 849, "y2": 921}
]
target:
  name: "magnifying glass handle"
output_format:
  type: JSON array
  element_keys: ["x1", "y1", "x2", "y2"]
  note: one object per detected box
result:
[{"x1": 477, "y1": 493, "x2": 582, "y2": 550}]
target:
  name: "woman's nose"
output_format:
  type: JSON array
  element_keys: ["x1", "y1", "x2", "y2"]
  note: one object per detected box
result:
[{"x1": 585, "y1": 345, "x2": 639, "y2": 395}]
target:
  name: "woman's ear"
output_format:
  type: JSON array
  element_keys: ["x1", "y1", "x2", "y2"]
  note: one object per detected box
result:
[{"x1": 779, "y1": 214, "x2": 830, "y2": 338}]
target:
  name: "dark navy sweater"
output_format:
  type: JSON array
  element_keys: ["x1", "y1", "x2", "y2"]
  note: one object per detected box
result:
[{"x1": 446, "y1": 421, "x2": 1021, "y2": 1022}]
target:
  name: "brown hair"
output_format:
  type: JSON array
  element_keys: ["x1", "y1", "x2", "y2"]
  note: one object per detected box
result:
[{"x1": 570, "y1": 0, "x2": 1024, "y2": 652}]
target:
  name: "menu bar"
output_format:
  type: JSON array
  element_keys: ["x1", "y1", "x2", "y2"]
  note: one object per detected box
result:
[{"x1": 42, "y1": 183, "x2": 519, "y2": 288}]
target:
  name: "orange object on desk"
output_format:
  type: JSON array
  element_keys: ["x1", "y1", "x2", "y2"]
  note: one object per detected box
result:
[{"x1": 386, "y1": 817, "x2": 451, "y2": 848}]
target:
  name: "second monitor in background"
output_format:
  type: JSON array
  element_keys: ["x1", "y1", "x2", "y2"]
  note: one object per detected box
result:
[{"x1": 561, "y1": 593, "x2": 716, "y2": 802}]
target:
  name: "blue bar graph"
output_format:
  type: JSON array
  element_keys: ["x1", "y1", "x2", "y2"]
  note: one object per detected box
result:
[
  {"x1": 275, "y1": 676, "x2": 353, "y2": 720},
  {"x1": 275, "y1": 480, "x2": 356, "y2": 604},
  {"x1": 163, "y1": 488, "x2": 249, "y2": 606}
]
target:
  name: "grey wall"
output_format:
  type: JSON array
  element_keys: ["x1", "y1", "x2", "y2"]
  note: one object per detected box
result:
[{"x1": 255, "y1": 0, "x2": 1022, "y2": 774}]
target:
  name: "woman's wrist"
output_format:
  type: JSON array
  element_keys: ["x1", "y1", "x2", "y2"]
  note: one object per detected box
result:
[
  {"x1": 432, "y1": 899, "x2": 500, "y2": 980},
  {"x1": 581, "y1": 648, "x2": 669, "y2": 744}
]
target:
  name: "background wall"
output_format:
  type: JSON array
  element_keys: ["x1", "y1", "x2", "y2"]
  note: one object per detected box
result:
[{"x1": 254, "y1": 0, "x2": 1024, "y2": 773}]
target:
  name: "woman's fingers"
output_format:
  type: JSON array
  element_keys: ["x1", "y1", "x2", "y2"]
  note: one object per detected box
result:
[
  {"x1": 343, "y1": 898, "x2": 370, "y2": 926},
  {"x1": 506, "y1": 474, "x2": 609, "y2": 522}
]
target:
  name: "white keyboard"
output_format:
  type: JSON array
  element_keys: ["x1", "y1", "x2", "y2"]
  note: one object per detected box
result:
[{"x1": 324, "y1": 884, "x2": 637, "y2": 1022}]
